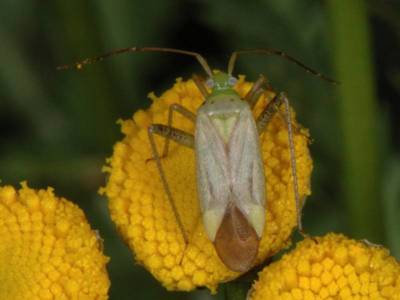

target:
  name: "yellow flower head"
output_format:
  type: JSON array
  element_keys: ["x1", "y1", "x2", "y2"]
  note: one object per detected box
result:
[
  {"x1": 101, "y1": 76, "x2": 312, "y2": 292},
  {"x1": 250, "y1": 233, "x2": 400, "y2": 300},
  {"x1": 0, "y1": 183, "x2": 110, "y2": 300}
]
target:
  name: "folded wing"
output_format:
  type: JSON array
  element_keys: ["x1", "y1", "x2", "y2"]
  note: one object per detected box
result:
[{"x1": 195, "y1": 104, "x2": 265, "y2": 272}]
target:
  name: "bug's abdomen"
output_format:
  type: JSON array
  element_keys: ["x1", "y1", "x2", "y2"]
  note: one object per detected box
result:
[{"x1": 214, "y1": 203, "x2": 259, "y2": 272}]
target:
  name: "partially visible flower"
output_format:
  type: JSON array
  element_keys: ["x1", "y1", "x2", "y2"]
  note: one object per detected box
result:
[
  {"x1": 101, "y1": 76, "x2": 313, "y2": 292},
  {"x1": 250, "y1": 233, "x2": 400, "y2": 300},
  {"x1": 0, "y1": 183, "x2": 110, "y2": 300}
]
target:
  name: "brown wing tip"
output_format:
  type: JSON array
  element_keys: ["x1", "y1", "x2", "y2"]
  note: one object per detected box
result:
[{"x1": 214, "y1": 205, "x2": 260, "y2": 272}]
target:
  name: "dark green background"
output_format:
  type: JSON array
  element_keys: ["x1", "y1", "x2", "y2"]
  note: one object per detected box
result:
[{"x1": 1, "y1": 1, "x2": 399, "y2": 299}]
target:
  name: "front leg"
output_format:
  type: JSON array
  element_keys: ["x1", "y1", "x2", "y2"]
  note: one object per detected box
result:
[
  {"x1": 162, "y1": 104, "x2": 196, "y2": 157},
  {"x1": 244, "y1": 74, "x2": 270, "y2": 109},
  {"x1": 192, "y1": 74, "x2": 209, "y2": 98}
]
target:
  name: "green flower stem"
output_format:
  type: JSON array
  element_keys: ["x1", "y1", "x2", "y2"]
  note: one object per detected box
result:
[
  {"x1": 224, "y1": 281, "x2": 249, "y2": 300},
  {"x1": 327, "y1": 0, "x2": 384, "y2": 241}
]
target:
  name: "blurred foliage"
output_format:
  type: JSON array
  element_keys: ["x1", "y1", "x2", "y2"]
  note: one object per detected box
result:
[
  {"x1": 0, "y1": 0, "x2": 399, "y2": 299},
  {"x1": 329, "y1": 0, "x2": 383, "y2": 242}
]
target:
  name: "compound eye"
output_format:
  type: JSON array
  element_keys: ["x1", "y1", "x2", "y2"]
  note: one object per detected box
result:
[
  {"x1": 228, "y1": 76, "x2": 237, "y2": 86},
  {"x1": 206, "y1": 78, "x2": 215, "y2": 88}
]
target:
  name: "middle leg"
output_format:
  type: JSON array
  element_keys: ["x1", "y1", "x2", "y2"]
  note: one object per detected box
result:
[
  {"x1": 255, "y1": 92, "x2": 305, "y2": 235},
  {"x1": 148, "y1": 124, "x2": 195, "y2": 244}
]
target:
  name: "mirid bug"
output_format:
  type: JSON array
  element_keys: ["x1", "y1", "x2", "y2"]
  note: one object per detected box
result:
[{"x1": 59, "y1": 47, "x2": 336, "y2": 272}]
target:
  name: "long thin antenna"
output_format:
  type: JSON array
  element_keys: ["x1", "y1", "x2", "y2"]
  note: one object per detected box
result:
[
  {"x1": 58, "y1": 47, "x2": 213, "y2": 78},
  {"x1": 228, "y1": 48, "x2": 338, "y2": 84}
]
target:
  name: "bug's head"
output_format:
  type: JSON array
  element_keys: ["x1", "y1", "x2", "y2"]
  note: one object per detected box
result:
[{"x1": 206, "y1": 72, "x2": 238, "y2": 97}]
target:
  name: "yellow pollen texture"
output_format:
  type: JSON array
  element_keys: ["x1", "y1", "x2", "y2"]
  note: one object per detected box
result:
[
  {"x1": 0, "y1": 183, "x2": 110, "y2": 300},
  {"x1": 102, "y1": 76, "x2": 312, "y2": 292},
  {"x1": 250, "y1": 233, "x2": 400, "y2": 300}
]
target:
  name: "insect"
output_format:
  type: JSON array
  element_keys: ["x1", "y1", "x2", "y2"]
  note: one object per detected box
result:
[{"x1": 59, "y1": 47, "x2": 336, "y2": 272}]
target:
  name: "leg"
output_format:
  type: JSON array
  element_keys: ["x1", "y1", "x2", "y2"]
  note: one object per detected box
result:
[
  {"x1": 244, "y1": 74, "x2": 270, "y2": 109},
  {"x1": 256, "y1": 93, "x2": 304, "y2": 235},
  {"x1": 192, "y1": 74, "x2": 209, "y2": 98},
  {"x1": 147, "y1": 124, "x2": 194, "y2": 244},
  {"x1": 162, "y1": 104, "x2": 196, "y2": 158},
  {"x1": 280, "y1": 93, "x2": 304, "y2": 235},
  {"x1": 255, "y1": 93, "x2": 284, "y2": 133}
]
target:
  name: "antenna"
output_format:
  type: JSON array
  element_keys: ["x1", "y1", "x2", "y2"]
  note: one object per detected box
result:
[
  {"x1": 57, "y1": 47, "x2": 213, "y2": 78},
  {"x1": 228, "y1": 48, "x2": 338, "y2": 84}
]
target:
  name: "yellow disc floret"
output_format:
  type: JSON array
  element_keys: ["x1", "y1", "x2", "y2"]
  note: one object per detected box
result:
[
  {"x1": 250, "y1": 233, "x2": 400, "y2": 300},
  {"x1": 101, "y1": 76, "x2": 312, "y2": 292},
  {"x1": 0, "y1": 183, "x2": 110, "y2": 300}
]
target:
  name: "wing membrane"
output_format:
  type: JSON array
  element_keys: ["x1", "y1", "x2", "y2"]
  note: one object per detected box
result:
[
  {"x1": 229, "y1": 106, "x2": 266, "y2": 237},
  {"x1": 195, "y1": 113, "x2": 230, "y2": 241}
]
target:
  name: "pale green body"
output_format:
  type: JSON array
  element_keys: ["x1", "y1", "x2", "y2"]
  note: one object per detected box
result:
[{"x1": 195, "y1": 73, "x2": 266, "y2": 242}]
